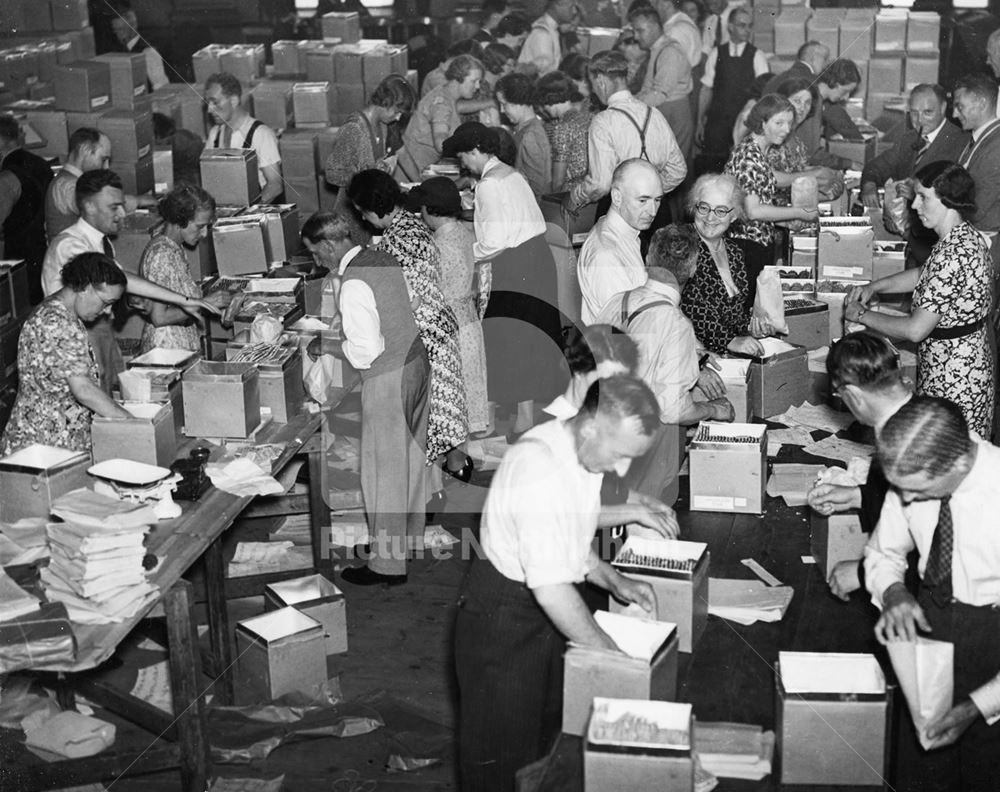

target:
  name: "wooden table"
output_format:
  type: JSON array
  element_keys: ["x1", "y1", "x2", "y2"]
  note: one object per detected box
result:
[{"x1": 0, "y1": 406, "x2": 342, "y2": 792}]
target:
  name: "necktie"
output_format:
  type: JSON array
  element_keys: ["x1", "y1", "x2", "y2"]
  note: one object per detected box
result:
[
  {"x1": 912, "y1": 135, "x2": 930, "y2": 168},
  {"x1": 924, "y1": 495, "x2": 953, "y2": 607},
  {"x1": 102, "y1": 235, "x2": 114, "y2": 258},
  {"x1": 958, "y1": 140, "x2": 973, "y2": 168}
]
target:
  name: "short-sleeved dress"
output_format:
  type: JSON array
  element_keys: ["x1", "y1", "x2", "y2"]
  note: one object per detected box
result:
[
  {"x1": 513, "y1": 116, "x2": 553, "y2": 197},
  {"x1": 1, "y1": 299, "x2": 99, "y2": 455},
  {"x1": 396, "y1": 86, "x2": 461, "y2": 182},
  {"x1": 725, "y1": 135, "x2": 778, "y2": 247},
  {"x1": 766, "y1": 133, "x2": 810, "y2": 206},
  {"x1": 911, "y1": 221, "x2": 994, "y2": 437},
  {"x1": 377, "y1": 210, "x2": 468, "y2": 461},
  {"x1": 139, "y1": 234, "x2": 201, "y2": 353},
  {"x1": 550, "y1": 108, "x2": 592, "y2": 190},
  {"x1": 681, "y1": 238, "x2": 752, "y2": 355},
  {"x1": 433, "y1": 219, "x2": 489, "y2": 434}
]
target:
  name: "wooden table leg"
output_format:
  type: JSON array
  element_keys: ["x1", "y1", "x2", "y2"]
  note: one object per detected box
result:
[
  {"x1": 202, "y1": 536, "x2": 235, "y2": 706},
  {"x1": 164, "y1": 579, "x2": 210, "y2": 792},
  {"x1": 307, "y1": 442, "x2": 334, "y2": 577}
]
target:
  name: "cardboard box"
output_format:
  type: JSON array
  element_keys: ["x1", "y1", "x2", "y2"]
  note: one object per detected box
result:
[
  {"x1": 110, "y1": 154, "x2": 154, "y2": 196},
  {"x1": 577, "y1": 27, "x2": 620, "y2": 57},
  {"x1": 212, "y1": 216, "x2": 269, "y2": 276},
  {"x1": 839, "y1": 14, "x2": 874, "y2": 60},
  {"x1": 292, "y1": 82, "x2": 334, "y2": 126},
  {"x1": 336, "y1": 83, "x2": 366, "y2": 122},
  {"x1": 98, "y1": 105, "x2": 153, "y2": 161},
  {"x1": 119, "y1": 366, "x2": 185, "y2": 436},
  {"x1": 272, "y1": 40, "x2": 307, "y2": 77},
  {"x1": 264, "y1": 573, "x2": 347, "y2": 655},
  {"x1": 689, "y1": 422, "x2": 766, "y2": 514},
  {"x1": 783, "y1": 300, "x2": 830, "y2": 351},
  {"x1": 50, "y1": 0, "x2": 88, "y2": 30},
  {"x1": 191, "y1": 45, "x2": 225, "y2": 87},
  {"x1": 278, "y1": 129, "x2": 318, "y2": 181},
  {"x1": 285, "y1": 176, "x2": 319, "y2": 214},
  {"x1": 868, "y1": 56, "x2": 903, "y2": 95},
  {"x1": 322, "y1": 11, "x2": 361, "y2": 43},
  {"x1": 874, "y1": 10, "x2": 907, "y2": 52},
  {"x1": 151, "y1": 84, "x2": 206, "y2": 138},
  {"x1": 92, "y1": 52, "x2": 147, "y2": 107},
  {"x1": 585, "y1": 699, "x2": 694, "y2": 792},
  {"x1": 811, "y1": 510, "x2": 867, "y2": 579},
  {"x1": 333, "y1": 43, "x2": 365, "y2": 86},
  {"x1": 251, "y1": 81, "x2": 293, "y2": 131},
  {"x1": 362, "y1": 44, "x2": 407, "y2": 92},
  {"x1": 91, "y1": 400, "x2": 178, "y2": 468},
  {"x1": 563, "y1": 612, "x2": 678, "y2": 737},
  {"x1": 226, "y1": 343, "x2": 304, "y2": 423},
  {"x1": 904, "y1": 55, "x2": 939, "y2": 92},
  {"x1": 777, "y1": 653, "x2": 889, "y2": 786},
  {"x1": 182, "y1": 360, "x2": 261, "y2": 438},
  {"x1": 53, "y1": 59, "x2": 110, "y2": 112},
  {"x1": 906, "y1": 12, "x2": 940, "y2": 53},
  {"x1": 240, "y1": 204, "x2": 300, "y2": 262},
  {"x1": 805, "y1": 14, "x2": 839, "y2": 57},
  {"x1": 814, "y1": 286, "x2": 852, "y2": 341},
  {"x1": 825, "y1": 135, "x2": 876, "y2": 170},
  {"x1": 0, "y1": 444, "x2": 91, "y2": 522},
  {"x1": 305, "y1": 43, "x2": 339, "y2": 84},
  {"x1": 235, "y1": 606, "x2": 327, "y2": 704},
  {"x1": 872, "y1": 246, "x2": 906, "y2": 280},
  {"x1": 0, "y1": 260, "x2": 29, "y2": 320},
  {"x1": 818, "y1": 217, "x2": 874, "y2": 281},
  {"x1": 111, "y1": 210, "x2": 159, "y2": 273},
  {"x1": 221, "y1": 44, "x2": 264, "y2": 84},
  {"x1": 610, "y1": 537, "x2": 709, "y2": 653},
  {"x1": 748, "y1": 343, "x2": 810, "y2": 419},
  {"x1": 153, "y1": 147, "x2": 172, "y2": 193},
  {"x1": 199, "y1": 148, "x2": 260, "y2": 206},
  {"x1": 774, "y1": 9, "x2": 812, "y2": 56},
  {"x1": 24, "y1": 108, "x2": 67, "y2": 158}
]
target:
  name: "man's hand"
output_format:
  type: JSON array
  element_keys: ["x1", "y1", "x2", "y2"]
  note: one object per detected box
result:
[
  {"x1": 827, "y1": 560, "x2": 862, "y2": 602},
  {"x1": 925, "y1": 699, "x2": 980, "y2": 749},
  {"x1": 608, "y1": 571, "x2": 658, "y2": 616},
  {"x1": 626, "y1": 490, "x2": 680, "y2": 539},
  {"x1": 728, "y1": 335, "x2": 765, "y2": 356},
  {"x1": 807, "y1": 483, "x2": 863, "y2": 515},
  {"x1": 895, "y1": 179, "x2": 915, "y2": 202},
  {"x1": 861, "y1": 186, "x2": 881, "y2": 209},
  {"x1": 874, "y1": 583, "x2": 932, "y2": 644},
  {"x1": 696, "y1": 363, "x2": 726, "y2": 400},
  {"x1": 709, "y1": 397, "x2": 735, "y2": 422}
]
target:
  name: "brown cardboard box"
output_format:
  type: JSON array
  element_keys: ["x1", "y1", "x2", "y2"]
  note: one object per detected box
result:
[
  {"x1": 0, "y1": 445, "x2": 91, "y2": 522},
  {"x1": 50, "y1": 0, "x2": 88, "y2": 30},
  {"x1": 811, "y1": 511, "x2": 867, "y2": 579},
  {"x1": 335, "y1": 84, "x2": 366, "y2": 123},
  {"x1": 235, "y1": 607, "x2": 328, "y2": 704},
  {"x1": 112, "y1": 210, "x2": 160, "y2": 273},
  {"x1": 783, "y1": 301, "x2": 830, "y2": 351},
  {"x1": 240, "y1": 204, "x2": 300, "y2": 262},
  {"x1": 53, "y1": 59, "x2": 110, "y2": 112},
  {"x1": 278, "y1": 129, "x2": 319, "y2": 181},
  {"x1": 317, "y1": 176, "x2": 337, "y2": 211},
  {"x1": 839, "y1": 13, "x2": 874, "y2": 59},
  {"x1": 305, "y1": 43, "x2": 339, "y2": 83},
  {"x1": 119, "y1": 366, "x2": 185, "y2": 436},
  {"x1": 200, "y1": 148, "x2": 260, "y2": 206},
  {"x1": 98, "y1": 105, "x2": 154, "y2": 161},
  {"x1": 220, "y1": 44, "x2": 264, "y2": 88},
  {"x1": 264, "y1": 573, "x2": 347, "y2": 655},
  {"x1": 24, "y1": 43, "x2": 59, "y2": 82},
  {"x1": 191, "y1": 45, "x2": 225, "y2": 87},
  {"x1": 272, "y1": 40, "x2": 307, "y2": 77},
  {"x1": 689, "y1": 422, "x2": 766, "y2": 514},
  {"x1": 874, "y1": 10, "x2": 907, "y2": 52},
  {"x1": 111, "y1": 154, "x2": 154, "y2": 195},
  {"x1": 584, "y1": 699, "x2": 694, "y2": 792},
  {"x1": 904, "y1": 55, "x2": 939, "y2": 92},
  {"x1": 0, "y1": 260, "x2": 29, "y2": 320},
  {"x1": 805, "y1": 13, "x2": 840, "y2": 57},
  {"x1": 868, "y1": 56, "x2": 903, "y2": 95},
  {"x1": 776, "y1": 653, "x2": 889, "y2": 786},
  {"x1": 814, "y1": 287, "x2": 851, "y2": 341},
  {"x1": 826, "y1": 135, "x2": 876, "y2": 169},
  {"x1": 24, "y1": 108, "x2": 67, "y2": 158},
  {"x1": 610, "y1": 537, "x2": 710, "y2": 653},
  {"x1": 333, "y1": 44, "x2": 365, "y2": 86},
  {"x1": 64, "y1": 107, "x2": 106, "y2": 136},
  {"x1": 212, "y1": 216, "x2": 269, "y2": 276},
  {"x1": 818, "y1": 217, "x2": 874, "y2": 281},
  {"x1": 362, "y1": 44, "x2": 407, "y2": 92},
  {"x1": 748, "y1": 344, "x2": 810, "y2": 419},
  {"x1": 91, "y1": 400, "x2": 178, "y2": 467},
  {"x1": 284, "y1": 177, "x2": 319, "y2": 214},
  {"x1": 182, "y1": 360, "x2": 261, "y2": 438},
  {"x1": 563, "y1": 613, "x2": 678, "y2": 736},
  {"x1": 92, "y1": 52, "x2": 147, "y2": 107},
  {"x1": 321, "y1": 11, "x2": 361, "y2": 43},
  {"x1": 226, "y1": 343, "x2": 304, "y2": 423},
  {"x1": 292, "y1": 82, "x2": 334, "y2": 126},
  {"x1": 151, "y1": 84, "x2": 206, "y2": 138},
  {"x1": 774, "y1": 9, "x2": 812, "y2": 56},
  {"x1": 872, "y1": 247, "x2": 906, "y2": 280},
  {"x1": 186, "y1": 232, "x2": 216, "y2": 281},
  {"x1": 906, "y1": 11, "x2": 940, "y2": 53},
  {"x1": 251, "y1": 81, "x2": 294, "y2": 132},
  {"x1": 576, "y1": 27, "x2": 620, "y2": 57}
]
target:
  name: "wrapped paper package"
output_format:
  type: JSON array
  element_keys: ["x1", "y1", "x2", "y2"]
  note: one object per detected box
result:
[
  {"x1": 23, "y1": 709, "x2": 116, "y2": 760},
  {"x1": 791, "y1": 175, "x2": 818, "y2": 212},
  {"x1": 0, "y1": 602, "x2": 76, "y2": 674},
  {"x1": 887, "y1": 637, "x2": 954, "y2": 750},
  {"x1": 753, "y1": 271, "x2": 789, "y2": 335}
]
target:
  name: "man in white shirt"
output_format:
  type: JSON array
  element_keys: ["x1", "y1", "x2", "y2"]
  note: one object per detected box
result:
[
  {"x1": 204, "y1": 72, "x2": 284, "y2": 204},
  {"x1": 566, "y1": 51, "x2": 686, "y2": 221},
  {"x1": 110, "y1": 8, "x2": 170, "y2": 91},
  {"x1": 596, "y1": 223, "x2": 732, "y2": 503},
  {"x1": 653, "y1": 0, "x2": 702, "y2": 67},
  {"x1": 864, "y1": 396, "x2": 1000, "y2": 785},
  {"x1": 578, "y1": 159, "x2": 661, "y2": 324},
  {"x1": 455, "y1": 374, "x2": 675, "y2": 792},
  {"x1": 518, "y1": 0, "x2": 575, "y2": 75}
]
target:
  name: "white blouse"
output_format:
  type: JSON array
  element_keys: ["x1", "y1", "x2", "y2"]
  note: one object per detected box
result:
[{"x1": 472, "y1": 157, "x2": 547, "y2": 261}]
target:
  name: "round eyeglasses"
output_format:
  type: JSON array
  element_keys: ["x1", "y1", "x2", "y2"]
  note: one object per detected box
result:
[{"x1": 694, "y1": 202, "x2": 734, "y2": 218}]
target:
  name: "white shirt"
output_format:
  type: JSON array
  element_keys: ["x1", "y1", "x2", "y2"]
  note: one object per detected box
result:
[
  {"x1": 127, "y1": 35, "x2": 169, "y2": 91},
  {"x1": 481, "y1": 418, "x2": 602, "y2": 588},
  {"x1": 864, "y1": 439, "x2": 1000, "y2": 724},
  {"x1": 594, "y1": 278, "x2": 699, "y2": 424},
  {"x1": 207, "y1": 115, "x2": 282, "y2": 189},
  {"x1": 42, "y1": 217, "x2": 110, "y2": 296},
  {"x1": 336, "y1": 245, "x2": 384, "y2": 370},
  {"x1": 921, "y1": 117, "x2": 947, "y2": 146},
  {"x1": 662, "y1": 10, "x2": 702, "y2": 67},
  {"x1": 472, "y1": 157, "x2": 547, "y2": 261},
  {"x1": 543, "y1": 394, "x2": 578, "y2": 420},
  {"x1": 577, "y1": 208, "x2": 646, "y2": 324},
  {"x1": 517, "y1": 12, "x2": 561, "y2": 76},
  {"x1": 701, "y1": 41, "x2": 770, "y2": 88},
  {"x1": 701, "y1": 7, "x2": 731, "y2": 53},
  {"x1": 570, "y1": 91, "x2": 687, "y2": 208}
]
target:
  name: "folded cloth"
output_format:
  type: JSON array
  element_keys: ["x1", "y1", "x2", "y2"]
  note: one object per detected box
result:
[{"x1": 23, "y1": 710, "x2": 116, "y2": 760}]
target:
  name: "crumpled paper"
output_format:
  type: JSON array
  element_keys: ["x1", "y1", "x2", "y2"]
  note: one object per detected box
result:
[
  {"x1": 206, "y1": 458, "x2": 284, "y2": 497},
  {"x1": 250, "y1": 314, "x2": 283, "y2": 344},
  {"x1": 815, "y1": 456, "x2": 870, "y2": 488},
  {"x1": 22, "y1": 709, "x2": 116, "y2": 760},
  {"x1": 887, "y1": 637, "x2": 954, "y2": 750}
]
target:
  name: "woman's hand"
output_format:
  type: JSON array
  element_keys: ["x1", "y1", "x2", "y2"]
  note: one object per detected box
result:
[
  {"x1": 728, "y1": 335, "x2": 764, "y2": 356},
  {"x1": 185, "y1": 298, "x2": 223, "y2": 318},
  {"x1": 847, "y1": 283, "x2": 877, "y2": 307},
  {"x1": 844, "y1": 300, "x2": 868, "y2": 324},
  {"x1": 749, "y1": 316, "x2": 773, "y2": 338},
  {"x1": 797, "y1": 206, "x2": 819, "y2": 223}
]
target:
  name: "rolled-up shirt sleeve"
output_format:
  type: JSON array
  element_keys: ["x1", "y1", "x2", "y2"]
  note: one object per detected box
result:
[
  {"x1": 863, "y1": 490, "x2": 915, "y2": 609},
  {"x1": 338, "y1": 279, "x2": 384, "y2": 370},
  {"x1": 970, "y1": 676, "x2": 1000, "y2": 725}
]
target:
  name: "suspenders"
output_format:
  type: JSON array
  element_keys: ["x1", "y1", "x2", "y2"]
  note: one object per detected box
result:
[
  {"x1": 608, "y1": 105, "x2": 653, "y2": 161},
  {"x1": 620, "y1": 289, "x2": 672, "y2": 327},
  {"x1": 212, "y1": 120, "x2": 262, "y2": 149}
]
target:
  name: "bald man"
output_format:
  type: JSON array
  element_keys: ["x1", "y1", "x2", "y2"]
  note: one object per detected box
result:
[{"x1": 578, "y1": 159, "x2": 663, "y2": 324}]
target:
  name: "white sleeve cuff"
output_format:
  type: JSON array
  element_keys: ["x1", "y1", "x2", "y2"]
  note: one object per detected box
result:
[{"x1": 970, "y1": 674, "x2": 1000, "y2": 726}]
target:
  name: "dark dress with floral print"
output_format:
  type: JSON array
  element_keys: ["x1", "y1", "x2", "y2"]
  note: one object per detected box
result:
[
  {"x1": 681, "y1": 238, "x2": 752, "y2": 356},
  {"x1": 911, "y1": 221, "x2": 994, "y2": 437},
  {"x1": 1, "y1": 299, "x2": 99, "y2": 454},
  {"x1": 724, "y1": 135, "x2": 778, "y2": 247},
  {"x1": 377, "y1": 209, "x2": 468, "y2": 462}
]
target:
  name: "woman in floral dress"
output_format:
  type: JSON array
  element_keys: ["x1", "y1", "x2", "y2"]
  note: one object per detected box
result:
[
  {"x1": 845, "y1": 162, "x2": 994, "y2": 437},
  {"x1": 347, "y1": 170, "x2": 469, "y2": 489},
  {"x1": 1, "y1": 253, "x2": 132, "y2": 455}
]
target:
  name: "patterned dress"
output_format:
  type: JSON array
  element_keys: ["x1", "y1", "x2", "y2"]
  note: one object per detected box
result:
[
  {"x1": 138, "y1": 234, "x2": 201, "y2": 353},
  {"x1": 766, "y1": 133, "x2": 810, "y2": 206},
  {"x1": 433, "y1": 219, "x2": 490, "y2": 434},
  {"x1": 377, "y1": 209, "x2": 468, "y2": 461},
  {"x1": 725, "y1": 135, "x2": 778, "y2": 247},
  {"x1": 1, "y1": 299, "x2": 99, "y2": 455},
  {"x1": 911, "y1": 222, "x2": 994, "y2": 437},
  {"x1": 550, "y1": 108, "x2": 592, "y2": 190},
  {"x1": 681, "y1": 238, "x2": 752, "y2": 356}
]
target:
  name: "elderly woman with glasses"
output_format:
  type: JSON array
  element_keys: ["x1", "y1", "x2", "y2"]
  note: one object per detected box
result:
[{"x1": 681, "y1": 173, "x2": 773, "y2": 356}]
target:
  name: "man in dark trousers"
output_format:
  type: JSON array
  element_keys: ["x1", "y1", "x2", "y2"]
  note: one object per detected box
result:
[
  {"x1": 860, "y1": 84, "x2": 969, "y2": 269},
  {"x1": 0, "y1": 114, "x2": 53, "y2": 305}
]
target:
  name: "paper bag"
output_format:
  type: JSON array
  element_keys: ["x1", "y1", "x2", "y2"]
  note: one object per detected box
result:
[
  {"x1": 791, "y1": 175, "x2": 818, "y2": 212},
  {"x1": 753, "y1": 270, "x2": 789, "y2": 335},
  {"x1": 887, "y1": 637, "x2": 954, "y2": 750},
  {"x1": 883, "y1": 178, "x2": 909, "y2": 236},
  {"x1": 304, "y1": 354, "x2": 338, "y2": 405}
]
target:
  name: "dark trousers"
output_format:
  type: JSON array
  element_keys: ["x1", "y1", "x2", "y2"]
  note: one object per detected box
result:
[
  {"x1": 454, "y1": 559, "x2": 564, "y2": 792},
  {"x1": 893, "y1": 590, "x2": 1000, "y2": 791}
]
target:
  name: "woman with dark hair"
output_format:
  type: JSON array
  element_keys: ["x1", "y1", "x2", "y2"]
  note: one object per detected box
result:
[
  {"x1": 347, "y1": 170, "x2": 469, "y2": 485},
  {"x1": 481, "y1": 42, "x2": 516, "y2": 91},
  {"x1": 1, "y1": 252, "x2": 132, "y2": 454},
  {"x1": 845, "y1": 162, "x2": 993, "y2": 437},
  {"x1": 724, "y1": 93, "x2": 818, "y2": 289},
  {"x1": 559, "y1": 52, "x2": 593, "y2": 106},
  {"x1": 495, "y1": 72, "x2": 552, "y2": 196},
  {"x1": 537, "y1": 70, "x2": 591, "y2": 193},
  {"x1": 138, "y1": 183, "x2": 221, "y2": 353},
  {"x1": 442, "y1": 122, "x2": 564, "y2": 439}
]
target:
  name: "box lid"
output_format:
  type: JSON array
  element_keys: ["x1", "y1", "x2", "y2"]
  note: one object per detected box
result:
[
  {"x1": 0, "y1": 444, "x2": 89, "y2": 474},
  {"x1": 692, "y1": 421, "x2": 766, "y2": 445},
  {"x1": 591, "y1": 610, "x2": 676, "y2": 661},
  {"x1": 587, "y1": 698, "x2": 692, "y2": 753},
  {"x1": 613, "y1": 536, "x2": 708, "y2": 578},
  {"x1": 265, "y1": 573, "x2": 342, "y2": 605},
  {"x1": 185, "y1": 360, "x2": 258, "y2": 383},
  {"x1": 93, "y1": 400, "x2": 171, "y2": 423},
  {"x1": 238, "y1": 605, "x2": 323, "y2": 642},
  {"x1": 128, "y1": 347, "x2": 199, "y2": 369},
  {"x1": 779, "y1": 651, "x2": 886, "y2": 696},
  {"x1": 200, "y1": 148, "x2": 257, "y2": 163}
]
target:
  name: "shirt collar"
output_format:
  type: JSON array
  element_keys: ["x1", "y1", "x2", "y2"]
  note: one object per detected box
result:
[
  {"x1": 644, "y1": 277, "x2": 681, "y2": 303},
  {"x1": 74, "y1": 217, "x2": 106, "y2": 248},
  {"x1": 605, "y1": 207, "x2": 640, "y2": 239},
  {"x1": 728, "y1": 41, "x2": 747, "y2": 55},
  {"x1": 543, "y1": 394, "x2": 578, "y2": 420},
  {"x1": 608, "y1": 89, "x2": 632, "y2": 106},
  {"x1": 127, "y1": 35, "x2": 141, "y2": 50},
  {"x1": 953, "y1": 439, "x2": 990, "y2": 496},
  {"x1": 922, "y1": 118, "x2": 947, "y2": 144},
  {"x1": 481, "y1": 156, "x2": 502, "y2": 177},
  {"x1": 338, "y1": 245, "x2": 363, "y2": 276},
  {"x1": 798, "y1": 60, "x2": 815, "y2": 74},
  {"x1": 972, "y1": 118, "x2": 1000, "y2": 142},
  {"x1": 63, "y1": 162, "x2": 83, "y2": 177},
  {"x1": 539, "y1": 12, "x2": 558, "y2": 30}
]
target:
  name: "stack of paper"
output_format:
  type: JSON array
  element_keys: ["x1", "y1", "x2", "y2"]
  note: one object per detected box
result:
[
  {"x1": 766, "y1": 464, "x2": 827, "y2": 507},
  {"x1": 0, "y1": 566, "x2": 41, "y2": 621},
  {"x1": 695, "y1": 721, "x2": 774, "y2": 780},
  {"x1": 39, "y1": 490, "x2": 159, "y2": 624},
  {"x1": 708, "y1": 578, "x2": 795, "y2": 625}
]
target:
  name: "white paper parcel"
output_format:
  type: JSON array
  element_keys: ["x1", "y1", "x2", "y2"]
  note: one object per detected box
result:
[{"x1": 887, "y1": 637, "x2": 954, "y2": 750}]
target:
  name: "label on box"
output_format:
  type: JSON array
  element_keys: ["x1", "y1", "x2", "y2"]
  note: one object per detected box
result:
[
  {"x1": 823, "y1": 265, "x2": 864, "y2": 278},
  {"x1": 134, "y1": 85, "x2": 145, "y2": 96},
  {"x1": 91, "y1": 94, "x2": 109, "y2": 108},
  {"x1": 693, "y1": 495, "x2": 734, "y2": 510},
  {"x1": 138, "y1": 144, "x2": 151, "y2": 158}
]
